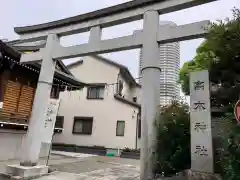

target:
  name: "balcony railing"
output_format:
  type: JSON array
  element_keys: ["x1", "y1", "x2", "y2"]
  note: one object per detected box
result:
[{"x1": 114, "y1": 94, "x2": 140, "y2": 108}]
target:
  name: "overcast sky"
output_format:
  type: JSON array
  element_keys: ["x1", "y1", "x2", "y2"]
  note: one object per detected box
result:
[{"x1": 0, "y1": 0, "x2": 239, "y2": 79}]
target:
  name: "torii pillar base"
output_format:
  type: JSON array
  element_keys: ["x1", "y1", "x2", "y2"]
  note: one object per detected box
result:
[{"x1": 1, "y1": 164, "x2": 48, "y2": 179}]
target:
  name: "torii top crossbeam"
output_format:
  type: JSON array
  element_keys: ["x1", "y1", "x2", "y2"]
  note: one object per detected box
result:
[{"x1": 14, "y1": 0, "x2": 217, "y2": 41}]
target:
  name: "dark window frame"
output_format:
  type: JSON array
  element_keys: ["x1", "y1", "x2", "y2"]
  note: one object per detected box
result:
[
  {"x1": 72, "y1": 116, "x2": 93, "y2": 135},
  {"x1": 50, "y1": 86, "x2": 60, "y2": 99},
  {"x1": 55, "y1": 116, "x2": 64, "y2": 129},
  {"x1": 87, "y1": 86, "x2": 105, "y2": 100},
  {"x1": 116, "y1": 120, "x2": 125, "y2": 137}
]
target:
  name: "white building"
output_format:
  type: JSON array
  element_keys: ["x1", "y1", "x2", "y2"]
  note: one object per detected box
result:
[
  {"x1": 53, "y1": 55, "x2": 141, "y2": 149},
  {"x1": 139, "y1": 21, "x2": 180, "y2": 106}
]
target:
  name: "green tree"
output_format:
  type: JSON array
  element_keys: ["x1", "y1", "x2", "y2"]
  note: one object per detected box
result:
[
  {"x1": 179, "y1": 8, "x2": 240, "y2": 109},
  {"x1": 154, "y1": 100, "x2": 190, "y2": 176},
  {"x1": 179, "y1": 41, "x2": 216, "y2": 95}
]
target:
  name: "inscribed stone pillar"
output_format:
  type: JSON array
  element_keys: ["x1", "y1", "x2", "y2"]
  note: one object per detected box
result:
[{"x1": 190, "y1": 70, "x2": 213, "y2": 173}]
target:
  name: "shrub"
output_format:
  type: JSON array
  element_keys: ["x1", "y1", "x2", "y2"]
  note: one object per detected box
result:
[
  {"x1": 219, "y1": 120, "x2": 240, "y2": 180},
  {"x1": 153, "y1": 100, "x2": 190, "y2": 176}
]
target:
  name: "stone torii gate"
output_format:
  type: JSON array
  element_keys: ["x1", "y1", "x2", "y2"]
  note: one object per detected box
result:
[{"x1": 6, "y1": 0, "x2": 218, "y2": 179}]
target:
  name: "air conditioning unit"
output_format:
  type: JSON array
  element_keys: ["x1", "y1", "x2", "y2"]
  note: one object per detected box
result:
[{"x1": 133, "y1": 97, "x2": 137, "y2": 102}]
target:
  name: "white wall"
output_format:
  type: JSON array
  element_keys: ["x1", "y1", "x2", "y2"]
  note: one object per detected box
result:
[
  {"x1": 53, "y1": 56, "x2": 140, "y2": 149},
  {"x1": 0, "y1": 130, "x2": 24, "y2": 161},
  {"x1": 0, "y1": 130, "x2": 49, "y2": 161},
  {"x1": 54, "y1": 89, "x2": 139, "y2": 149},
  {"x1": 69, "y1": 56, "x2": 118, "y2": 84},
  {"x1": 130, "y1": 85, "x2": 141, "y2": 104}
]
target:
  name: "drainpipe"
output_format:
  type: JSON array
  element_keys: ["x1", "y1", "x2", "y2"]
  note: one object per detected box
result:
[
  {"x1": 135, "y1": 113, "x2": 138, "y2": 149},
  {"x1": 116, "y1": 71, "x2": 120, "y2": 94},
  {"x1": 135, "y1": 109, "x2": 141, "y2": 149}
]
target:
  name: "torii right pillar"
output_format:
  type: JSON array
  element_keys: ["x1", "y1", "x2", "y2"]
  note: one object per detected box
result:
[{"x1": 140, "y1": 10, "x2": 161, "y2": 180}]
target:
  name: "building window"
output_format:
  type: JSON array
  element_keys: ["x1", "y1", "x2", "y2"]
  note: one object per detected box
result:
[
  {"x1": 55, "y1": 116, "x2": 64, "y2": 129},
  {"x1": 72, "y1": 117, "x2": 93, "y2": 135},
  {"x1": 87, "y1": 86, "x2": 104, "y2": 99},
  {"x1": 116, "y1": 121, "x2": 125, "y2": 136}
]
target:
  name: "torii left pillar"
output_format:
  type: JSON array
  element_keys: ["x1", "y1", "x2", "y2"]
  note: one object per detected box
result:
[{"x1": 4, "y1": 34, "x2": 59, "y2": 178}]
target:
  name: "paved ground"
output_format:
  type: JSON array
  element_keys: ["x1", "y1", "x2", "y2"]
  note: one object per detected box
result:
[
  {"x1": 38, "y1": 165, "x2": 140, "y2": 180},
  {"x1": 0, "y1": 151, "x2": 140, "y2": 180},
  {"x1": 48, "y1": 155, "x2": 140, "y2": 179}
]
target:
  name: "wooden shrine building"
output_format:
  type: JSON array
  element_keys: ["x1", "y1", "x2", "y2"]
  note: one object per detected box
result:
[{"x1": 0, "y1": 40, "x2": 86, "y2": 132}]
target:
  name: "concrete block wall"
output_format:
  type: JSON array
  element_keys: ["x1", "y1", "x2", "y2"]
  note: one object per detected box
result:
[
  {"x1": 0, "y1": 130, "x2": 50, "y2": 161},
  {"x1": 0, "y1": 130, "x2": 24, "y2": 161}
]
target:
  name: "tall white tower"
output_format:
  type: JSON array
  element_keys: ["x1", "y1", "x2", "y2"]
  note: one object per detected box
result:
[{"x1": 139, "y1": 21, "x2": 180, "y2": 106}]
